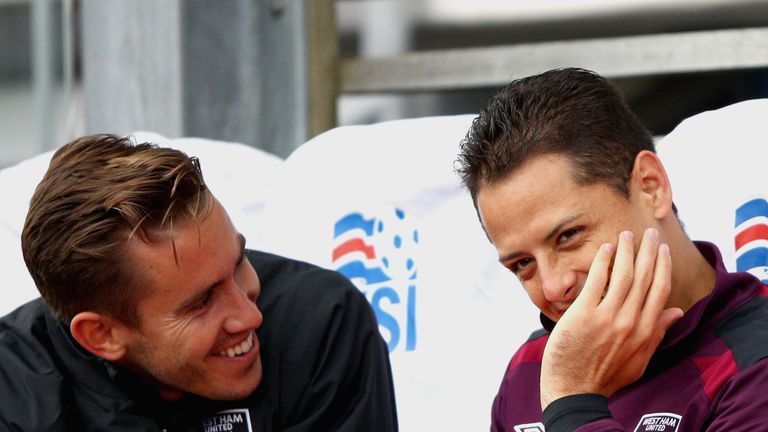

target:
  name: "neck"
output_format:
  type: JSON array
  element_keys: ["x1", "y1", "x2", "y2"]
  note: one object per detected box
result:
[
  {"x1": 667, "y1": 235, "x2": 717, "y2": 313},
  {"x1": 114, "y1": 359, "x2": 185, "y2": 402}
]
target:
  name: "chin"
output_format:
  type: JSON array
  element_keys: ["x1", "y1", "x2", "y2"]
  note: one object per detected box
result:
[
  {"x1": 230, "y1": 378, "x2": 262, "y2": 400},
  {"x1": 207, "y1": 369, "x2": 263, "y2": 401},
  {"x1": 545, "y1": 312, "x2": 563, "y2": 323},
  {"x1": 193, "y1": 380, "x2": 260, "y2": 401}
]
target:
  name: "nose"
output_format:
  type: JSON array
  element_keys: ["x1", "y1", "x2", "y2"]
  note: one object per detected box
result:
[
  {"x1": 539, "y1": 261, "x2": 577, "y2": 304},
  {"x1": 222, "y1": 282, "x2": 263, "y2": 334}
]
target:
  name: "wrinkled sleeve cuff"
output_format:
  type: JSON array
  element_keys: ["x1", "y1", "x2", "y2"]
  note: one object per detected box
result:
[{"x1": 543, "y1": 393, "x2": 612, "y2": 432}]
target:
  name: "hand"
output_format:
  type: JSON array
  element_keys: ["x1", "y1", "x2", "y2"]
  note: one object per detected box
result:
[{"x1": 540, "y1": 228, "x2": 684, "y2": 410}]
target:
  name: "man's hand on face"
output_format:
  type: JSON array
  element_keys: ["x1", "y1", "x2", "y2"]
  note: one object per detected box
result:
[{"x1": 539, "y1": 228, "x2": 684, "y2": 410}]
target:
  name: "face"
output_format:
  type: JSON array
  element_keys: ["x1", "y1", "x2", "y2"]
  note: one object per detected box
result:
[
  {"x1": 476, "y1": 154, "x2": 653, "y2": 323},
  {"x1": 119, "y1": 200, "x2": 263, "y2": 401}
]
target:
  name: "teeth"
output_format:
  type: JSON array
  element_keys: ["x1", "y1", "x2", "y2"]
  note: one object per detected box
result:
[{"x1": 218, "y1": 333, "x2": 254, "y2": 358}]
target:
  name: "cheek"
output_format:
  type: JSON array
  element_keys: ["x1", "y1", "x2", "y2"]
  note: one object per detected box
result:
[
  {"x1": 159, "y1": 316, "x2": 223, "y2": 356},
  {"x1": 522, "y1": 282, "x2": 547, "y2": 308},
  {"x1": 192, "y1": 315, "x2": 227, "y2": 349},
  {"x1": 568, "y1": 241, "x2": 603, "y2": 273},
  {"x1": 582, "y1": 248, "x2": 599, "y2": 272}
]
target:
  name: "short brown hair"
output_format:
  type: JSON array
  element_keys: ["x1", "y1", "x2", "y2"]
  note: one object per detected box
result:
[
  {"x1": 22, "y1": 134, "x2": 213, "y2": 326},
  {"x1": 456, "y1": 68, "x2": 654, "y2": 203}
]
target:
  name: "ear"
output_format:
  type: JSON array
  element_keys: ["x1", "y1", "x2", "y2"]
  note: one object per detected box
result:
[
  {"x1": 630, "y1": 150, "x2": 673, "y2": 220},
  {"x1": 70, "y1": 312, "x2": 131, "y2": 362}
]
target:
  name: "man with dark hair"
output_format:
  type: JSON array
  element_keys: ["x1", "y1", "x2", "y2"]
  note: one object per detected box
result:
[
  {"x1": 457, "y1": 68, "x2": 768, "y2": 431},
  {"x1": 1, "y1": 135, "x2": 398, "y2": 431}
]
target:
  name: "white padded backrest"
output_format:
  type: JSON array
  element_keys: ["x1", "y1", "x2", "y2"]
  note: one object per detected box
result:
[
  {"x1": 657, "y1": 99, "x2": 768, "y2": 283},
  {"x1": 0, "y1": 133, "x2": 283, "y2": 316},
  {"x1": 260, "y1": 115, "x2": 539, "y2": 432},
  {"x1": 0, "y1": 151, "x2": 54, "y2": 313}
]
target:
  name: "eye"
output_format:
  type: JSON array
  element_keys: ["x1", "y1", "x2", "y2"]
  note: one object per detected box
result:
[
  {"x1": 508, "y1": 257, "x2": 535, "y2": 280},
  {"x1": 192, "y1": 290, "x2": 214, "y2": 311},
  {"x1": 557, "y1": 227, "x2": 582, "y2": 244}
]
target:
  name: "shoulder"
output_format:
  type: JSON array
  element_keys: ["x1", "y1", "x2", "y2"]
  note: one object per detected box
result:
[
  {"x1": 693, "y1": 289, "x2": 768, "y2": 402},
  {"x1": 0, "y1": 299, "x2": 72, "y2": 429},
  {"x1": 505, "y1": 328, "x2": 549, "y2": 373},
  {"x1": 715, "y1": 289, "x2": 768, "y2": 370},
  {"x1": 701, "y1": 355, "x2": 768, "y2": 429},
  {"x1": 495, "y1": 329, "x2": 548, "y2": 395},
  {"x1": 491, "y1": 329, "x2": 550, "y2": 426},
  {"x1": 247, "y1": 249, "x2": 374, "y2": 354},
  {"x1": 247, "y1": 249, "x2": 366, "y2": 313},
  {"x1": 247, "y1": 249, "x2": 352, "y2": 286},
  {"x1": 247, "y1": 250, "x2": 392, "y2": 425},
  {"x1": 0, "y1": 298, "x2": 54, "y2": 361}
]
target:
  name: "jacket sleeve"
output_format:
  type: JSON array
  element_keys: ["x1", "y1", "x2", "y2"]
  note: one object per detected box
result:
[
  {"x1": 542, "y1": 394, "x2": 618, "y2": 432},
  {"x1": 257, "y1": 262, "x2": 398, "y2": 431}
]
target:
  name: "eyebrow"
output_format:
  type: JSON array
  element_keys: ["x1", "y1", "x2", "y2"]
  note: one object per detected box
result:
[
  {"x1": 497, "y1": 213, "x2": 585, "y2": 264},
  {"x1": 237, "y1": 233, "x2": 247, "y2": 263},
  {"x1": 175, "y1": 233, "x2": 247, "y2": 314}
]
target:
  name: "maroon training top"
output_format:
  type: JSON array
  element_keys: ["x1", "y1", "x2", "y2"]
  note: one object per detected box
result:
[{"x1": 491, "y1": 242, "x2": 768, "y2": 432}]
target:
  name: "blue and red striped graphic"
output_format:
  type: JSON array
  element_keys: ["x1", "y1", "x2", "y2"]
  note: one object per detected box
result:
[
  {"x1": 331, "y1": 208, "x2": 419, "y2": 352},
  {"x1": 332, "y1": 213, "x2": 390, "y2": 284},
  {"x1": 735, "y1": 197, "x2": 768, "y2": 283}
]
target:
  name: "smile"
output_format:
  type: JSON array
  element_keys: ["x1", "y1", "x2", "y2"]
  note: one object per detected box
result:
[{"x1": 218, "y1": 332, "x2": 254, "y2": 358}]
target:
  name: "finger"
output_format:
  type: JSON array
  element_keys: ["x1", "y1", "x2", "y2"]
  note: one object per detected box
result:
[
  {"x1": 622, "y1": 228, "x2": 660, "y2": 312},
  {"x1": 656, "y1": 307, "x2": 685, "y2": 337},
  {"x1": 637, "y1": 243, "x2": 675, "y2": 331},
  {"x1": 640, "y1": 306, "x2": 683, "y2": 361},
  {"x1": 573, "y1": 242, "x2": 615, "y2": 307},
  {"x1": 600, "y1": 231, "x2": 635, "y2": 309}
]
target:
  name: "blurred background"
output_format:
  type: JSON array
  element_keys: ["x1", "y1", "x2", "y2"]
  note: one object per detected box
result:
[{"x1": 2, "y1": 0, "x2": 768, "y2": 166}]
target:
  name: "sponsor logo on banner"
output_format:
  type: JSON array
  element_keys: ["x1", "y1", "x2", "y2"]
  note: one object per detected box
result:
[
  {"x1": 633, "y1": 413, "x2": 681, "y2": 432},
  {"x1": 735, "y1": 196, "x2": 768, "y2": 283},
  {"x1": 201, "y1": 408, "x2": 252, "y2": 432},
  {"x1": 513, "y1": 422, "x2": 545, "y2": 432},
  {"x1": 332, "y1": 207, "x2": 418, "y2": 352}
]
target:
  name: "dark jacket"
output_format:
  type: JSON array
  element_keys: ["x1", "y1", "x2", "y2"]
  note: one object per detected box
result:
[{"x1": 0, "y1": 250, "x2": 398, "y2": 431}]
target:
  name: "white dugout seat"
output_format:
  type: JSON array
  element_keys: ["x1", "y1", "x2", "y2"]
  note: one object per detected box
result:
[
  {"x1": 657, "y1": 99, "x2": 768, "y2": 283},
  {"x1": 259, "y1": 115, "x2": 537, "y2": 432}
]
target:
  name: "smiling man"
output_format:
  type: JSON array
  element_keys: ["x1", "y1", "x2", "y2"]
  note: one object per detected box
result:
[
  {"x1": 456, "y1": 68, "x2": 768, "y2": 431},
  {"x1": 0, "y1": 135, "x2": 398, "y2": 431}
]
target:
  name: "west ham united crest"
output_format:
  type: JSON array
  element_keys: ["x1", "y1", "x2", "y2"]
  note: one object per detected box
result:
[
  {"x1": 633, "y1": 413, "x2": 681, "y2": 432},
  {"x1": 201, "y1": 408, "x2": 252, "y2": 432},
  {"x1": 513, "y1": 422, "x2": 545, "y2": 432}
]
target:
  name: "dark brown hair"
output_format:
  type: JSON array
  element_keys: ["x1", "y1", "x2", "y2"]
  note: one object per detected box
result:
[
  {"x1": 456, "y1": 68, "x2": 654, "y2": 202},
  {"x1": 22, "y1": 134, "x2": 213, "y2": 326}
]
